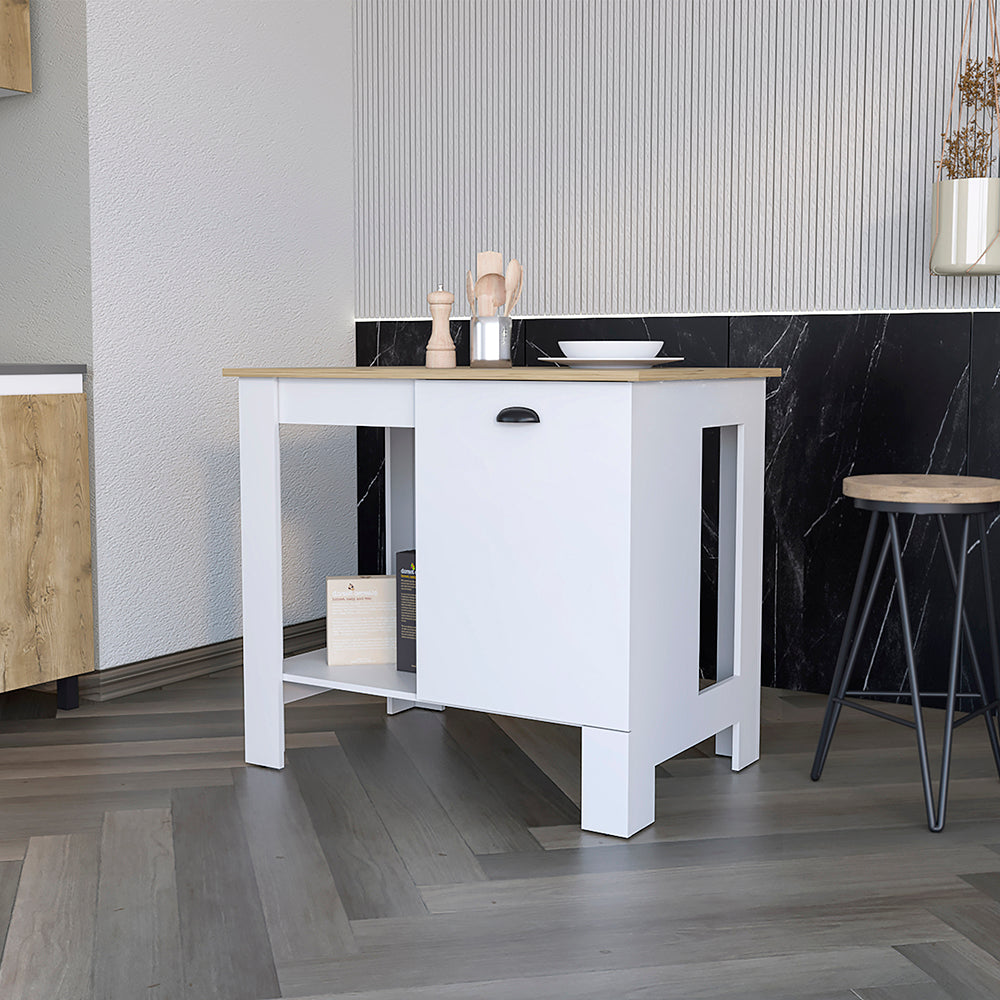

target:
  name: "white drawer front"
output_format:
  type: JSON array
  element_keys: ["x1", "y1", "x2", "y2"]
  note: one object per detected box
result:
[{"x1": 414, "y1": 380, "x2": 631, "y2": 729}]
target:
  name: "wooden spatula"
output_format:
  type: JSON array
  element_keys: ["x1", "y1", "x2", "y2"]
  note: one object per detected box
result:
[
  {"x1": 503, "y1": 259, "x2": 522, "y2": 316},
  {"x1": 506, "y1": 269, "x2": 523, "y2": 316}
]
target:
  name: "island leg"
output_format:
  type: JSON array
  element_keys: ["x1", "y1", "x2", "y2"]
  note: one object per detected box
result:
[
  {"x1": 580, "y1": 727, "x2": 655, "y2": 838},
  {"x1": 714, "y1": 403, "x2": 764, "y2": 771},
  {"x1": 239, "y1": 377, "x2": 286, "y2": 769}
]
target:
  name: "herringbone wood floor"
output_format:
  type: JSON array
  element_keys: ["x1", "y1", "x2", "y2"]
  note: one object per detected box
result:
[{"x1": 0, "y1": 671, "x2": 1000, "y2": 998}]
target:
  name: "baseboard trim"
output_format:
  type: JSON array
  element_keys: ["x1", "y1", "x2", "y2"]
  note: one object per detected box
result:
[{"x1": 77, "y1": 619, "x2": 326, "y2": 702}]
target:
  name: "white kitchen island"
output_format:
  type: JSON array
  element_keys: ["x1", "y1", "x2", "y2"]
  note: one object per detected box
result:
[{"x1": 225, "y1": 365, "x2": 779, "y2": 838}]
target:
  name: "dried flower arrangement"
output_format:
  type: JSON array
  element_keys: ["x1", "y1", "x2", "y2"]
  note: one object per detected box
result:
[
  {"x1": 937, "y1": 56, "x2": 1000, "y2": 178},
  {"x1": 930, "y1": 0, "x2": 1000, "y2": 274}
]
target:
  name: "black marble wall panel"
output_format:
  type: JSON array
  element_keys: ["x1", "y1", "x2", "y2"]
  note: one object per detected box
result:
[
  {"x1": 970, "y1": 313, "x2": 1000, "y2": 481},
  {"x1": 730, "y1": 313, "x2": 972, "y2": 701},
  {"x1": 966, "y1": 312, "x2": 1000, "y2": 703}
]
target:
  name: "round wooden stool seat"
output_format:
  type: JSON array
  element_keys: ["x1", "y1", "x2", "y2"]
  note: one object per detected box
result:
[{"x1": 843, "y1": 474, "x2": 1000, "y2": 506}]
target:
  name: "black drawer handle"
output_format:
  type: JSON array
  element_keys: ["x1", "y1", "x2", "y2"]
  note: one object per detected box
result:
[{"x1": 496, "y1": 406, "x2": 540, "y2": 424}]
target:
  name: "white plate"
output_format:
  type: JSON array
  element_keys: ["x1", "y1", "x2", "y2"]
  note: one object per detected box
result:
[
  {"x1": 538, "y1": 357, "x2": 684, "y2": 369},
  {"x1": 558, "y1": 340, "x2": 663, "y2": 359}
]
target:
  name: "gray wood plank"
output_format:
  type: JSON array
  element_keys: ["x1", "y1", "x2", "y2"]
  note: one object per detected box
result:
[
  {"x1": 930, "y1": 899, "x2": 1000, "y2": 965},
  {"x1": 0, "y1": 766, "x2": 232, "y2": 800},
  {"x1": 895, "y1": 939, "x2": 1000, "y2": 999},
  {"x1": 171, "y1": 785, "x2": 280, "y2": 1000},
  {"x1": 0, "y1": 841, "x2": 26, "y2": 862},
  {"x1": 0, "y1": 703, "x2": 381, "y2": 748},
  {"x1": 93, "y1": 808, "x2": 183, "y2": 1000},
  {"x1": 0, "y1": 789, "x2": 174, "y2": 840},
  {"x1": 0, "y1": 732, "x2": 338, "y2": 779},
  {"x1": 280, "y1": 909, "x2": 936, "y2": 998},
  {"x1": 662, "y1": 742, "x2": 1000, "y2": 791},
  {"x1": 276, "y1": 988, "x2": 862, "y2": 1000},
  {"x1": 420, "y1": 844, "x2": 999, "y2": 916},
  {"x1": 288, "y1": 745, "x2": 427, "y2": 919},
  {"x1": 387, "y1": 708, "x2": 541, "y2": 854},
  {"x1": 335, "y1": 726, "x2": 486, "y2": 886},
  {"x1": 441, "y1": 709, "x2": 579, "y2": 827},
  {"x1": 233, "y1": 765, "x2": 357, "y2": 964},
  {"x1": 531, "y1": 776, "x2": 1000, "y2": 850},
  {"x1": 0, "y1": 833, "x2": 99, "y2": 1000},
  {"x1": 0, "y1": 861, "x2": 21, "y2": 960},
  {"x1": 0, "y1": 750, "x2": 247, "y2": 781},
  {"x1": 481, "y1": 817, "x2": 1000, "y2": 881},
  {"x1": 959, "y1": 869, "x2": 1000, "y2": 901},
  {"x1": 853, "y1": 983, "x2": 952, "y2": 999}
]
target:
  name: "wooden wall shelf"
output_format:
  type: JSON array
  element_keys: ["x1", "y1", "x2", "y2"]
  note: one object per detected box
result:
[{"x1": 0, "y1": 0, "x2": 31, "y2": 97}]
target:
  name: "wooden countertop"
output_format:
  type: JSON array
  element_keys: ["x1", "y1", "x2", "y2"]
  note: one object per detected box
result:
[{"x1": 223, "y1": 365, "x2": 781, "y2": 382}]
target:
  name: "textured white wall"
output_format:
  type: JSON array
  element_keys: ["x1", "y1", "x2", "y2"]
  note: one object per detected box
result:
[
  {"x1": 87, "y1": 0, "x2": 357, "y2": 668},
  {"x1": 0, "y1": 0, "x2": 92, "y2": 366},
  {"x1": 355, "y1": 0, "x2": 999, "y2": 317}
]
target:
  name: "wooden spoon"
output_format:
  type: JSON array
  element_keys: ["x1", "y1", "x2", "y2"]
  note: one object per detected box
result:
[
  {"x1": 503, "y1": 259, "x2": 522, "y2": 316},
  {"x1": 473, "y1": 272, "x2": 506, "y2": 317},
  {"x1": 477, "y1": 251, "x2": 503, "y2": 281}
]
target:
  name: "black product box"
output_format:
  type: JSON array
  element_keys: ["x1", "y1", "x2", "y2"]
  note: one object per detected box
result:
[{"x1": 396, "y1": 549, "x2": 416, "y2": 673}]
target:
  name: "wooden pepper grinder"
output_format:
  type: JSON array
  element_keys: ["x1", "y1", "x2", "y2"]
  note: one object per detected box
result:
[{"x1": 425, "y1": 283, "x2": 456, "y2": 368}]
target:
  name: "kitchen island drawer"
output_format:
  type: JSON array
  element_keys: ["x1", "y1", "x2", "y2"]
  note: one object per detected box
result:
[{"x1": 414, "y1": 380, "x2": 632, "y2": 729}]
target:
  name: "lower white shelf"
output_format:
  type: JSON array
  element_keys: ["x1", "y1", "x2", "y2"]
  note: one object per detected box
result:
[{"x1": 281, "y1": 648, "x2": 417, "y2": 700}]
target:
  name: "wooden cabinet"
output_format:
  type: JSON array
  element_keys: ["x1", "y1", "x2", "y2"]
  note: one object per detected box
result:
[
  {"x1": 0, "y1": 0, "x2": 31, "y2": 97},
  {"x1": 0, "y1": 376, "x2": 94, "y2": 693}
]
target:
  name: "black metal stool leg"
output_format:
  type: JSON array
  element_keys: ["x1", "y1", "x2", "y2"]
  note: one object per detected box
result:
[
  {"x1": 887, "y1": 512, "x2": 937, "y2": 828},
  {"x1": 936, "y1": 515, "x2": 1000, "y2": 778},
  {"x1": 978, "y1": 512, "x2": 1000, "y2": 732},
  {"x1": 932, "y1": 515, "x2": 971, "y2": 831},
  {"x1": 812, "y1": 511, "x2": 887, "y2": 780}
]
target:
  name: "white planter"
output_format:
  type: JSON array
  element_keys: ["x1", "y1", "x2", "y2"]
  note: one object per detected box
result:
[{"x1": 930, "y1": 178, "x2": 1000, "y2": 275}]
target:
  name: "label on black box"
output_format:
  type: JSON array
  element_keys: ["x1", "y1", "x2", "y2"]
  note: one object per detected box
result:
[{"x1": 396, "y1": 549, "x2": 416, "y2": 673}]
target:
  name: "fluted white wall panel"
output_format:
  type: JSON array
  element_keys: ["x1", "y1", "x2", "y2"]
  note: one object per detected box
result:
[{"x1": 356, "y1": 0, "x2": 1000, "y2": 317}]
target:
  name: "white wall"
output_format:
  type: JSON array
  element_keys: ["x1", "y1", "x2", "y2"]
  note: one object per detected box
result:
[
  {"x1": 85, "y1": 0, "x2": 357, "y2": 668},
  {"x1": 354, "y1": 0, "x2": 998, "y2": 317},
  {"x1": 0, "y1": 0, "x2": 92, "y2": 367}
]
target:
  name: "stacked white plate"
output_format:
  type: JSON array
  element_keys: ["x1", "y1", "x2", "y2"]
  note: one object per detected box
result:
[{"x1": 539, "y1": 340, "x2": 683, "y2": 369}]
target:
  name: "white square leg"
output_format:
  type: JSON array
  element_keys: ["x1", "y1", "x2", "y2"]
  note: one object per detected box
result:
[
  {"x1": 239, "y1": 378, "x2": 285, "y2": 769},
  {"x1": 714, "y1": 714, "x2": 759, "y2": 770},
  {"x1": 581, "y1": 727, "x2": 655, "y2": 838}
]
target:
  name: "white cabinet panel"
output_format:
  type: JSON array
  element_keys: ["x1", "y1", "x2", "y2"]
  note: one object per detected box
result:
[
  {"x1": 414, "y1": 381, "x2": 632, "y2": 729},
  {"x1": 278, "y1": 378, "x2": 414, "y2": 427}
]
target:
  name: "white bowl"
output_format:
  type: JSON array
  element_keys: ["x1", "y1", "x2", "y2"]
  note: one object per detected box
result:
[{"x1": 558, "y1": 340, "x2": 663, "y2": 359}]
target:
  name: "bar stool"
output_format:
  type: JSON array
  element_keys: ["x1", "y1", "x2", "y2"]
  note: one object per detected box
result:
[{"x1": 811, "y1": 474, "x2": 1000, "y2": 831}]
